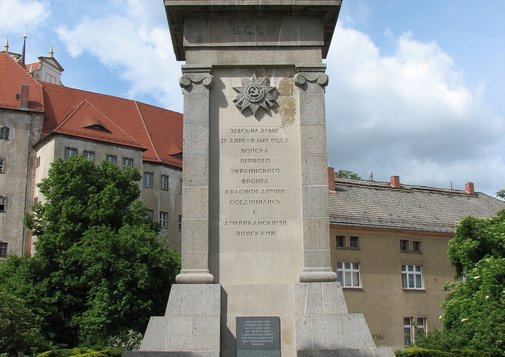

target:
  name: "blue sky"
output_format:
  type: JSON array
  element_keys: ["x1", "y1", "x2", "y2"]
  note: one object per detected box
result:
[{"x1": 1, "y1": 0, "x2": 504, "y2": 197}]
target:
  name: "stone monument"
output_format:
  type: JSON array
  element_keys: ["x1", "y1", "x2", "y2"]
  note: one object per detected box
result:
[{"x1": 126, "y1": 1, "x2": 395, "y2": 356}]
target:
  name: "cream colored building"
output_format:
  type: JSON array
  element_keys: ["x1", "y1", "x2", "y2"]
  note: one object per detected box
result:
[
  {"x1": 0, "y1": 49, "x2": 183, "y2": 256},
  {"x1": 327, "y1": 173, "x2": 505, "y2": 350}
]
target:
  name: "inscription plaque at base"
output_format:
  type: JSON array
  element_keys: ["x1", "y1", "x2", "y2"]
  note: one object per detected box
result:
[{"x1": 236, "y1": 316, "x2": 280, "y2": 357}]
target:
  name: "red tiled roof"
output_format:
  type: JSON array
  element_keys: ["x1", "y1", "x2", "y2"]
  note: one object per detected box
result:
[
  {"x1": 0, "y1": 52, "x2": 44, "y2": 111},
  {"x1": 41, "y1": 83, "x2": 183, "y2": 168}
]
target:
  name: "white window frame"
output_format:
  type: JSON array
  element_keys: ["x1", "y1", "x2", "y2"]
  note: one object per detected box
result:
[
  {"x1": 161, "y1": 174, "x2": 169, "y2": 191},
  {"x1": 106, "y1": 154, "x2": 117, "y2": 164},
  {"x1": 402, "y1": 264, "x2": 423, "y2": 289},
  {"x1": 64, "y1": 147, "x2": 78, "y2": 159},
  {"x1": 403, "y1": 317, "x2": 427, "y2": 346},
  {"x1": 122, "y1": 157, "x2": 134, "y2": 167},
  {"x1": 143, "y1": 172, "x2": 154, "y2": 188},
  {"x1": 337, "y1": 261, "x2": 361, "y2": 288},
  {"x1": 0, "y1": 241, "x2": 7, "y2": 257},
  {"x1": 0, "y1": 196, "x2": 7, "y2": 212},
  {"x1": 159, "y1": 211, "x2": 168, "y2": 228},
  {"x1": 83, "y1": 150, "x2": 95, "y2": 162}
]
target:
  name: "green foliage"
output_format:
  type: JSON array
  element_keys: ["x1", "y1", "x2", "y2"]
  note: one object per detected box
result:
[
  {"x1": 497, "y1": 189, "x2": 505, "y2": 199},
  {"x1": 448, "y1": 210, "x2": 505, "y2": 277},
  {"x1": 416, "y1": 209, "x2": 505, "y2": 356},
  {"x1": 106, "y1": 330, "x2": 143, "y2": 351},
  {"x1": 36, "y1": 347, "x2": 122, "y2": 357},
  {"x1": 395, "y1": 346, "x2": 492, "y2": 357},
  {"x1": 335, "y1": 169, "x2": 362, "y2": 180},
  {"x1": 1, "y1": 156, "x2": 179, "y2": 350},
  {"x1": 0, "y1": 286, "x2": 49, "y2": 356}
]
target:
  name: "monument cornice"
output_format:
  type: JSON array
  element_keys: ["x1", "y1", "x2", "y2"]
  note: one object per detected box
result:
[{"x1": 164, "y1": 0, "x2": 342, "y2": 60}]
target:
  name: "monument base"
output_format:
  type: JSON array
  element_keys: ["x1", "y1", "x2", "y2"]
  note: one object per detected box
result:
[
  {"x1": 294, "y1": 282, "x2": 395, "y2": 357},
  {"x1": 126, "y1": 284, "x2": 220, "y2": 357}
]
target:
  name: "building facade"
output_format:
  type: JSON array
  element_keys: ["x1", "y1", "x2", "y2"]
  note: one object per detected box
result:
[
  {"x1": 327, "y1": 172, "x2": 505, "y2": 350},
  {"x1": 0, "y1": 49, "x2": 183, "y2": 256}
]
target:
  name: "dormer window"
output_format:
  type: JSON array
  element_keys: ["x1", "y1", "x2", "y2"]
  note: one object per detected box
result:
[{"x1": 84, "y1": 124, "x2": 111, "y2": 133}]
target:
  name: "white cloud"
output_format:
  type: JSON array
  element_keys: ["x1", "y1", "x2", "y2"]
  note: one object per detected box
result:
[
  {"x1": 0, "y1": 0, "x2": 50, "y2": 33},
  {"x1": 326, "y1": 26, "x2": 505, "y2": 195},
  {"x1": 56, "y1": 0, "x2": 182, "y2": 111}
]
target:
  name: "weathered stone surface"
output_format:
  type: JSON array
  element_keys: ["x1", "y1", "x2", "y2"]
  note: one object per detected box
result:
[{"x1": 132, "y1": 1, "x2": 394, "y2": 356}]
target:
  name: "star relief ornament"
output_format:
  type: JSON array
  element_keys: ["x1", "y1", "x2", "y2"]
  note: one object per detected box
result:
[{"x1": 233, "y1": 74, "x2": 277, "y2": 116}]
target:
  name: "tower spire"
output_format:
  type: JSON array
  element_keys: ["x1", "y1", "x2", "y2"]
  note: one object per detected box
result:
[
  {"x1": 21, "y1": 27, "x2": 27, "y2": 65},
  {"x1": 49, "y1": 43, "x2": 54, "y2": 57},
  {"x1": 3, "y1": 37, "x2": 8, "y2": 52}
]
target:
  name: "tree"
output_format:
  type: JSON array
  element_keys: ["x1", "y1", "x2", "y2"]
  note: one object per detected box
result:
[
  {"x1": 0, "y1": 269, "x2": 49, "y2": 356},
  {"x1": 3, "y1": 156, "x2": 180, "y2": 347},
  {"x1": 497, "y1": 189, "x2": 505, "y2": 199},
  {"x1": 335, "y1": 169, "x2": 361, "y2": 180},
  {"x1": 416, "y1": 208, "x2": 505, "y2": 355}
]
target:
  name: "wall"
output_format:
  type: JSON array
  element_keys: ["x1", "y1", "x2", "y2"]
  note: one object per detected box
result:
[
  {"x1": 329, "y1": 226, "x2": 455, "y2": 350},
  {"x1": 0, "y1": 108, "x2": 44, "y2": 256}
]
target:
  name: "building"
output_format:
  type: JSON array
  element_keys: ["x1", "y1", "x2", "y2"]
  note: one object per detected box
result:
[
  {"x1": 327, "y1": 171, "x2": 505, "y2": 350},
  {"x1": 2, "y1": 42, "x2": 505, "y2": 351},
  {"x1": 0, "y1": 48, "x2": 183, "y2": 257}
]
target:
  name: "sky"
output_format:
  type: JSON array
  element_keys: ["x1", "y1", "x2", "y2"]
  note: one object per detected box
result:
[{"x1": 1, "y1": 0, "x2": 504, "y2": 197}]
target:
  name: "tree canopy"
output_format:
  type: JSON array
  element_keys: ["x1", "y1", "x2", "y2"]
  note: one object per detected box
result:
[
  {"x1": 0, "y1": 156, "x2": 179, "y2": 351},
  {"x1": 416, "y1": 208, "x2": 505, "y2": 355},
  {"x1": 335, "y1": 169, "x2": 362, "y2": 180}
]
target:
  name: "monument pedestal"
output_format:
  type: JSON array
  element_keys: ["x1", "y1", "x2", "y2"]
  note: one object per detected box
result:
[
  {"x1": 136, "y1": 284, "x2": 221, "y2": 356},
  {"x1": 127, "y1": 2, "x2": 394, "y2": 356}
]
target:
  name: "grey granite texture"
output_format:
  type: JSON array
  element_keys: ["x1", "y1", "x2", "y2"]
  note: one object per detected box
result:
[
  {"x1": 138, "y1": 284, "x2": 220, "y2": 353},
  {"x1": 294, "y1": 282, "x2": 395, "y2": 357}
]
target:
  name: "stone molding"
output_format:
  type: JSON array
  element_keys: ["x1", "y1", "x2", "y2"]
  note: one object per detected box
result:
[
  {"x1": 294, "y1": 65, "x2": 329, "y2": 89},
  {"x1": 180, "y1": 66, "x2": 213, "y2": 93}
]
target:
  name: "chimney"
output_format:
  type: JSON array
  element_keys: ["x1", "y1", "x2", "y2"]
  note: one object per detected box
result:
[
  {"x1": 390, "y1": 175, "x2": 400, "y2": 189},
  {"x1": 19, "y1": 84, "x2": 29, "y2": 109},
  {"x1": 328, "y1": 167, "x2": 335, "y2": 191},
  {"x1": 465, "y1": 181, "x2": 475, "y2": 195}
]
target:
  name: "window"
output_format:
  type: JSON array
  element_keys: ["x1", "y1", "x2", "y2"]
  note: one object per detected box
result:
[
  {"x1": 400, "y1": 239, "x2": 423, "y2": 254},
  {"x1": 122, "y1": 157, "x2": 134, "y2": 167},
  {"x1": 404, "y1": 317, "x2": 427, "y2": 346},
  {"x1": 178, "y1": 215, "x2": 182, "y2": 231},
  {"x1": 0, "y1": 241, "x2": 7, "y2": 257},
  {"x1": 403, "y1": 317, "x2": 413, "y2": 346},
  {"x1": 336, "y1": 262, "x2": 361, "y2": 288},
  {"x1": 161, "y1": 175, "x2": 169, "y2": 191},
  {"x1": 402, "y1": 264, "x2": 423, "y2": 289},
  {"x1": 349, "y1": 236, "x2": 360, "y2": 248},
  {"x1": 64, "y1": 147, "x2": 78, "y2": 159},
  {"x1": 335, "y1": 235, "x2": 360, "y2": 249},
  {"x1": 0, "y1": 126, "x2": 10, "y2": 140},
  {"x1": 106, "y1": 154, "x2": 117, "y2": 164},
  {"x1": 143, "y1": 172, "x2": 154, "y2": 188},
  {"x1": 83, "y1": 150, "x2": 95, "y2": 162},
  {"x1": 145, "y1": 209, "x2": 154, "y2": 221},
  {"x1": 0, "y1": 159, "x2": 4, "y2": 173},
  {"x1": 36, "y1": 156, "x2": 40, "y2": 168},
  {"x1": 0, "y1": 196, "x2": 7, "y2": 212},
  {"x1": 180, "y1": 178, "x2": 183, "y2": 194},
  {"x1": 159, "y1": 211, "x2": 168, "y2": 228}
]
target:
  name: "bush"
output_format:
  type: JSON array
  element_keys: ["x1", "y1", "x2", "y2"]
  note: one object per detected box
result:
[
  {"x1": 395, "y1": 346, "x2": 498, "y2": 357},
  {"x1": 36, "y1": 348, "x2": 122, "y2": 357}
]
